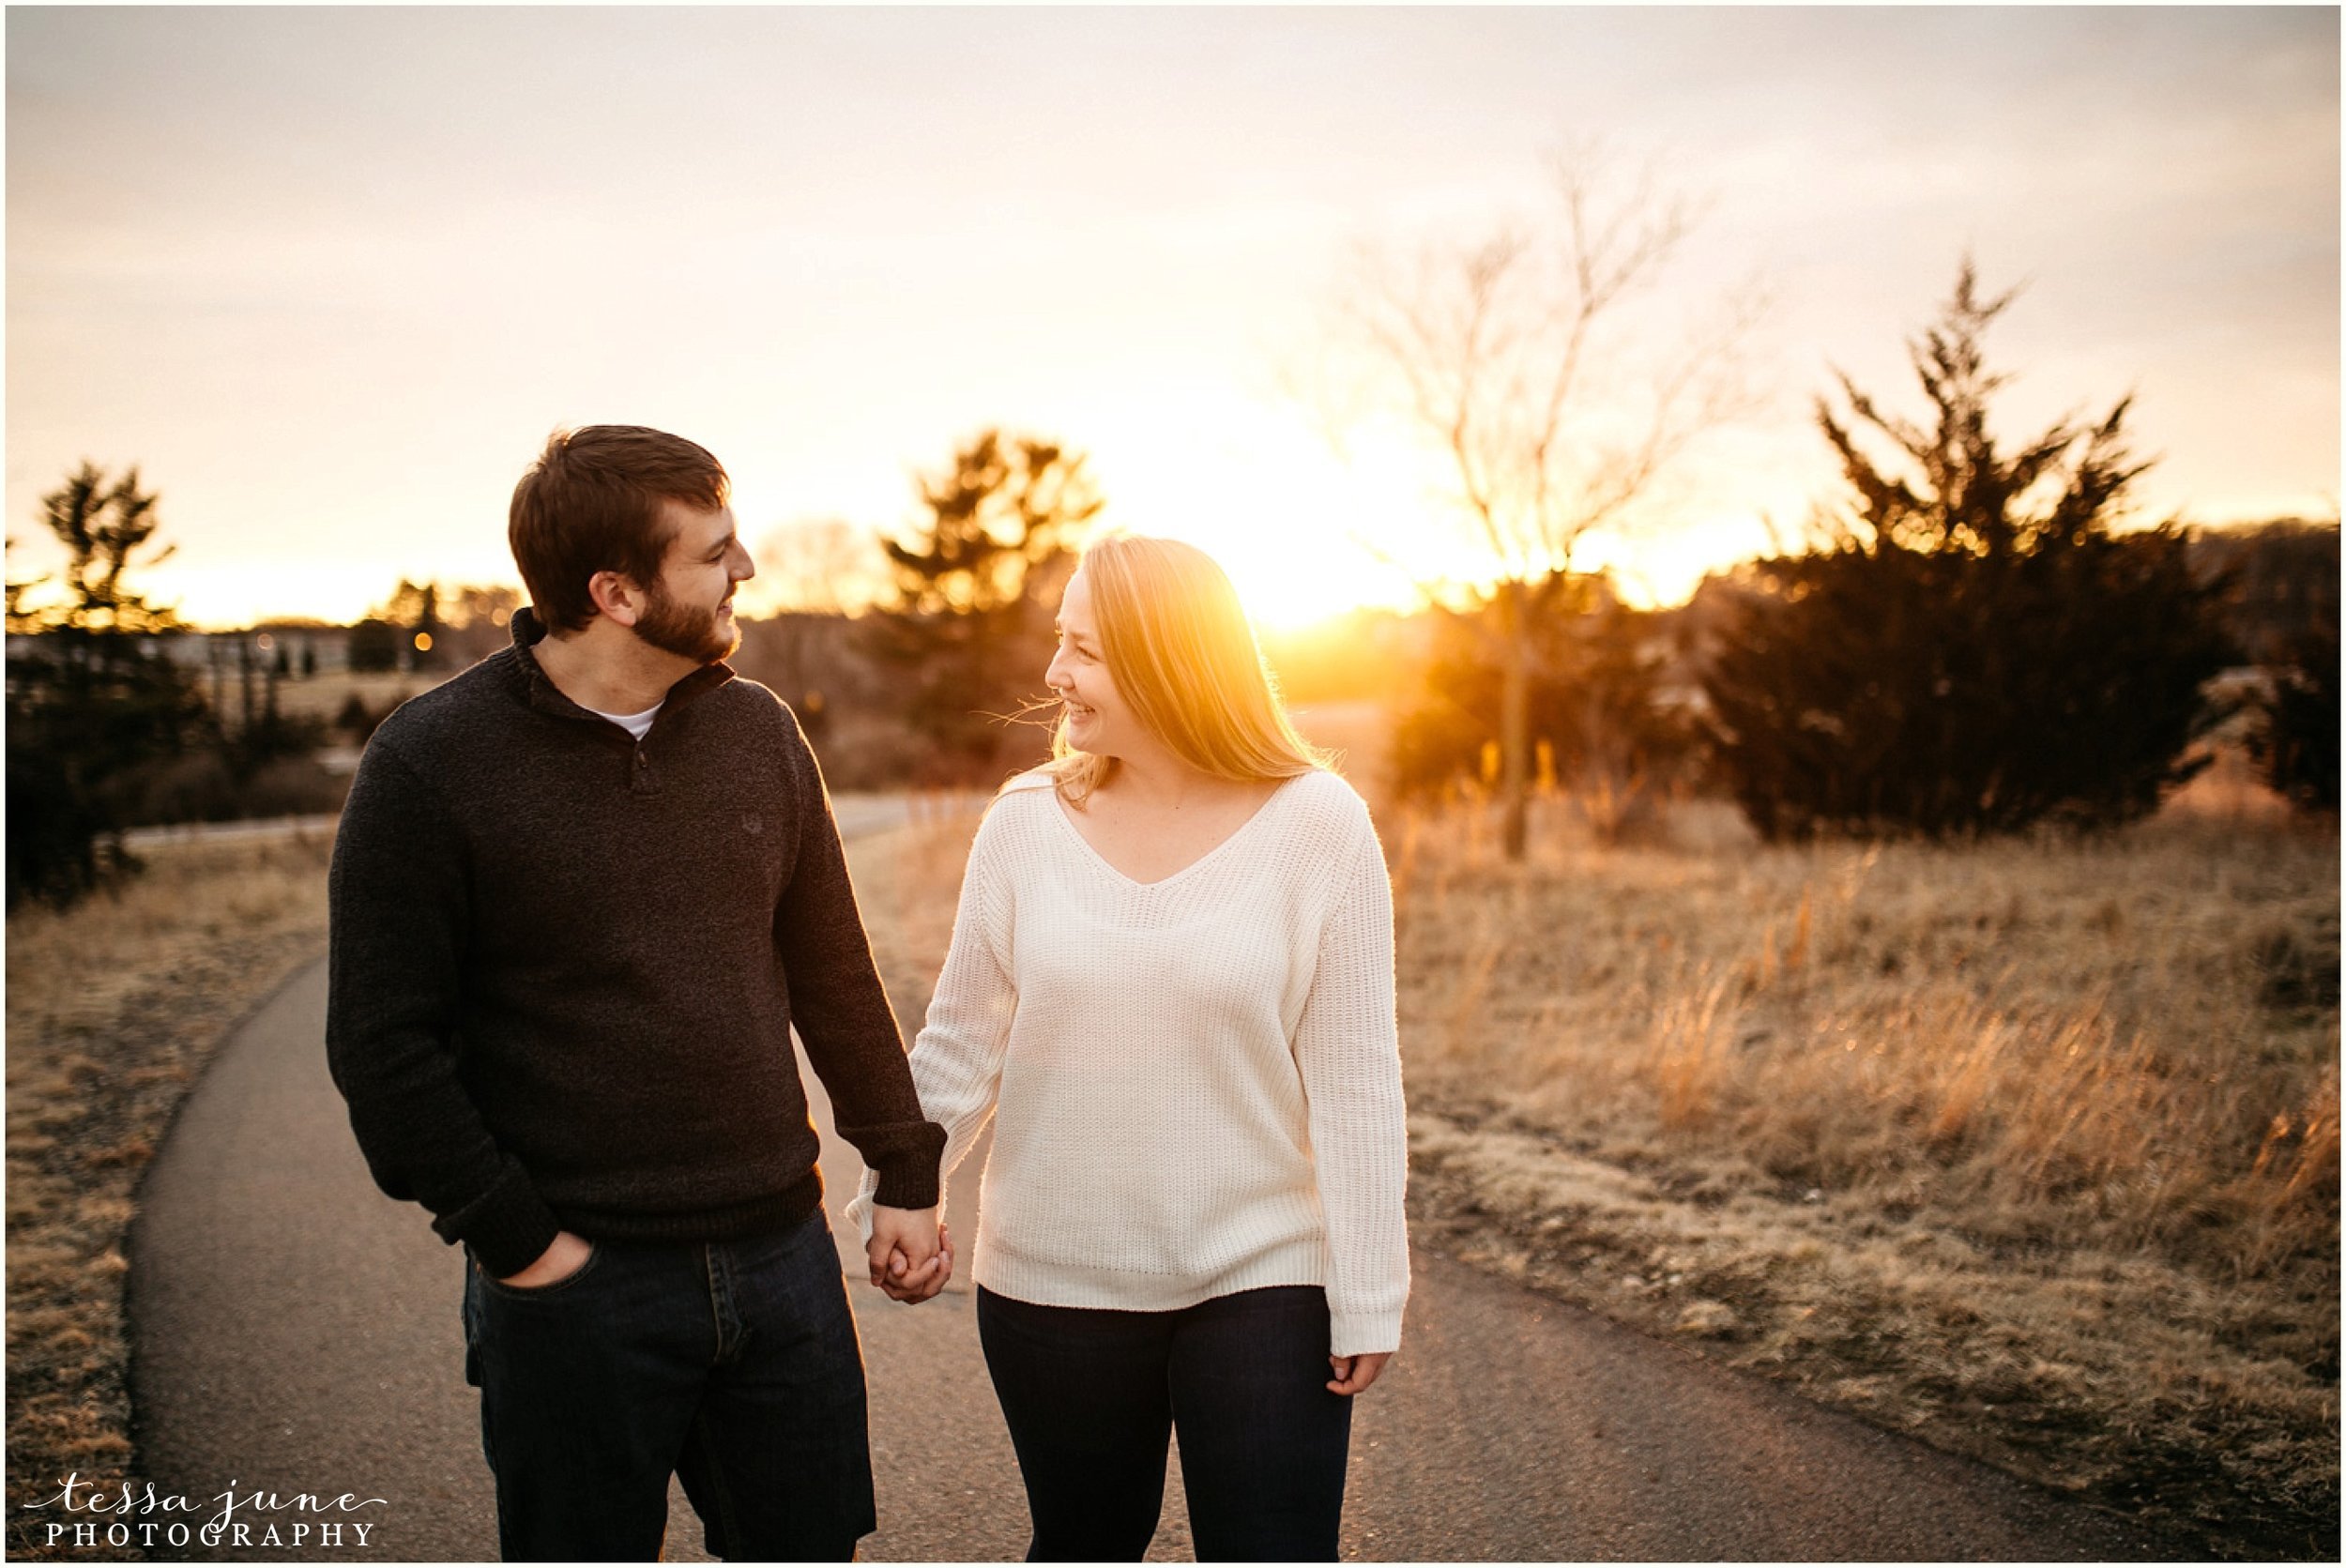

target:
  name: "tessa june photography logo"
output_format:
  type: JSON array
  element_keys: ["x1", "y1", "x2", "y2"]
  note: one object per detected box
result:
[{"x1": 21, "y1": 1474, "x2": 388, "y2": 1553}]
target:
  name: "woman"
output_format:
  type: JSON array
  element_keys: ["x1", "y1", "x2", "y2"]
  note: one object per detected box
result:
[{"x1": 849, "y1": 535, "x2": 1409, "y2": 1561}]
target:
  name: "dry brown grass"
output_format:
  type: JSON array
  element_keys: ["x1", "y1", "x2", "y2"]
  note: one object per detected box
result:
[
  {"x1": 6, "y1": 833, "x2": 333, "y2": 1560},
  {"x1": 1394, "y1": 797, "x2": 2337, "y2": 1272},
  {"x1": 854, "y1": 765, "x2": 2339, "y2": 1560},
  {"x1": 248, "y1": 668, "x2": 426, "y2": 724},
  {"x1": 1391, "y1": 781, "x2": 2338, "y2": 1560}
]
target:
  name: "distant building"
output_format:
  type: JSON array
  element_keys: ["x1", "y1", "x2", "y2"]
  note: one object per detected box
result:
[{"x1": 153, "y1": 626, "x2": 355, "y2": 676}]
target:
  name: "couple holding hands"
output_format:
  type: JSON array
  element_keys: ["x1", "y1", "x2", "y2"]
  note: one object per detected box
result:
[{"x1": 327, "y1": 424, "x2": 1409, "y2": 1562}]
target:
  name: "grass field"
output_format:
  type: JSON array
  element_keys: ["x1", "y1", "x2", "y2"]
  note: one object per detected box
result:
[
  {"x1": 1388, "y1": 784, "x2": 2338, "y2": 1559},
  {"x1": 222, "y1": 668, "x2": 426, "y2": 725}
]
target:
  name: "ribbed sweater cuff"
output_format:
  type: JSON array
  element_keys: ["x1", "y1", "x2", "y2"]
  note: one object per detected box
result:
[
  {"x1": 1329, "y1": 1305, "x2": 1405, "y2": 1360},
  {"x1": 440, "y1": 1165, "x2": 563, "y2": 1281},
  {"x1": 869, "y1": 1155, "x2": 941, "y2": 1212}
]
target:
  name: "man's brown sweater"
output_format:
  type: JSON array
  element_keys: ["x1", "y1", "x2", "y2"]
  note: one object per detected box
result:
[{"x1": 326, "y1": 609, "x2": 943, "y2": 1279}]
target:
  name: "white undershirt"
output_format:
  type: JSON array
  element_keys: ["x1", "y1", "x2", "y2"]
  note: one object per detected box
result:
[{"x1": 583, "y1": 701, "x2": 663, "y2": 741}]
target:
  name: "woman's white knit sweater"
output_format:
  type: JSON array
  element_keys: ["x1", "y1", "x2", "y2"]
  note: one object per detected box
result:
[{"x1": 848, "y1": 767, "x2": 1409, "y2": 1356}]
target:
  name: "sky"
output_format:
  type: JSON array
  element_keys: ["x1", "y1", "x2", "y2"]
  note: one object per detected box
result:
[{"x1": 7, "y1": 5, "x2": 2338, "y2": 632}]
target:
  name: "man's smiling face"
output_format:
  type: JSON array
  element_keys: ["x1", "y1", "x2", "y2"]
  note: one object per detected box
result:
[{"x1": 634, "y1": 498, "x2": 752, "y2": 663}]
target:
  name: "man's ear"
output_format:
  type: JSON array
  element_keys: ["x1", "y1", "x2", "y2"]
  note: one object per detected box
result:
[{"x1": 586, "y1": 571, "x2": 647, "y2": 628}]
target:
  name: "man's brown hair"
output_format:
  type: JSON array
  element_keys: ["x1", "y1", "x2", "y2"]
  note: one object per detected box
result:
[{"x1": 508, "y1": 426, "x2": 730, "y2": 633}]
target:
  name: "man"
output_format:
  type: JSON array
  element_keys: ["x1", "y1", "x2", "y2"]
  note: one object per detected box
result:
[{"x1": 327, "y1": 425, "x2": 949, "y2": 1561}]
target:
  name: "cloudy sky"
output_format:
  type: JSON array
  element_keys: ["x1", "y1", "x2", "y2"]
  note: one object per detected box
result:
[{"x1": 8, "y1": 5, "x2": 2338, "y2": 629}]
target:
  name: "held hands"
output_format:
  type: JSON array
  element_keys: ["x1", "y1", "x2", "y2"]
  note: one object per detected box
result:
[
  {"x1": 1326, "y1": 1351, "x2": 1392, "y2": 1395},
  {"x1": 496, "y1": 1228, "x2": 593, "y2": 1288},
  {"x1": 866, "y1": 1205, "x2": 952, "y2": 1304}
]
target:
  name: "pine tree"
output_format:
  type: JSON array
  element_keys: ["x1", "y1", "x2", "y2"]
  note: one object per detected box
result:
[
  {"x1": 376, "y1": 579, "x2": 447, "y2": 670},
  {"x1": 1700, "y1": 264, "x2": 2237, "y2": 840},
  {"x1": 2251, "y1": 622, "x2": 2340, "y2": 813},
  {"x1": 863, "y1": 431, "x2": 1104, "y2": 779},
  {"x1": 5, "y1": 464, "x2": 210, "y2": 906}
]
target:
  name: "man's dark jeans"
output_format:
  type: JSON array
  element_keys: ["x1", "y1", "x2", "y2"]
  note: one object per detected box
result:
[
  {"x1": 461, "y1": 1206, "x2": 873, "y2": 1562},
  {"x1": 976, "y1": 1284, "x2": 1354, "y2": 1562}
]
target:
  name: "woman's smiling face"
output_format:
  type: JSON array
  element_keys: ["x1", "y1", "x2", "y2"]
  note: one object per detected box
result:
[{"x1": 1044, "y1": 570, "x2": 1136, "y2": 757}]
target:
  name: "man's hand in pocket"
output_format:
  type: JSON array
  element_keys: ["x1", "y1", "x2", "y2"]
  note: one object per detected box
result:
[{"x1": 497, "y1": 1229, "x2": 592, "y2": 1288}]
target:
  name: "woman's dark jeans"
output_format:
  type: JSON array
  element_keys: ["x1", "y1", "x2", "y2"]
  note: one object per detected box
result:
[
  {"x1": 976, "y1": 1284, "x2": 1354, "y2": 1562},
  {"x1": 460, "y1": 1207, "x2": 874, "y2": 1562}
]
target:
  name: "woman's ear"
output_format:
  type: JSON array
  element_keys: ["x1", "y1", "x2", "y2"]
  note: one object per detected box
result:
[{"x1": 586, "y1": 570, "x2": 646, "y2": 628}]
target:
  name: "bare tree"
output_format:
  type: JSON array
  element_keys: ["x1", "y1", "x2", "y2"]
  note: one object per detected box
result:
[
  {"x1": 748, "y1": 518, "x2": 891, "y2": 617},
  {"x1": 1329, "y1": 145, "x2": 1764, "y2": 857}
]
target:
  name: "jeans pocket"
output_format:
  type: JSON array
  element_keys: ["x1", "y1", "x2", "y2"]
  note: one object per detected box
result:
[
  {"x1": 461, "y1": 1271, "x2": 484, "y2": 1387},
  {"x1": 475, "y1": 1239, "x2": 604, "y2": 1300}
]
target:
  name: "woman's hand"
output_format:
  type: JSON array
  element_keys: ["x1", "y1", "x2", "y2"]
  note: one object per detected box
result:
[
  {"x1": 1326, "y1": 1351, "x2": 1392, "y2": 1395},
  {"x1": 871, "y1": 1216, "x2": 953, "y2": 1304}
]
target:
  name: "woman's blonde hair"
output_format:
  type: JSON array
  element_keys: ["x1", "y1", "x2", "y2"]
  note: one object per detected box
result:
[{"x1": 1042, "y1": 535, "x2": 1329, "y2": 807}]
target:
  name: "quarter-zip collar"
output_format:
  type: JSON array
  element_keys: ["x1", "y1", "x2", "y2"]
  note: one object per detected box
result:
[{"x1": 505, "y1": 604, "x2": 738, "y2": 747}]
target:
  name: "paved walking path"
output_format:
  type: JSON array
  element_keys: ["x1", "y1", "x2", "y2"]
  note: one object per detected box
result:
[{"x1": 127, "y1": 825, "x2": 2185, "y2": 1561}]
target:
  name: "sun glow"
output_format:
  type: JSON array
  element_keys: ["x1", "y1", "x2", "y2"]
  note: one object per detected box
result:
[
  {"x1": 1218, "y1": 542, "x2": 1418, "y2": 632},
  {"x1": 1077, "y1": 405, "x2": 1447, "y2": 634}
]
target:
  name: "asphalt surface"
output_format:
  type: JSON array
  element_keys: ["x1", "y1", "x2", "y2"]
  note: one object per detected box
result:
[{"x1": 127, "y1": 814, "x2": 2186, "y2": 1562}]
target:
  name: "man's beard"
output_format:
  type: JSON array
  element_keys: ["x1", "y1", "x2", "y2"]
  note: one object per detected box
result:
[{"x1": 633, "y1": 581, "x2": 739, "y2": 664}]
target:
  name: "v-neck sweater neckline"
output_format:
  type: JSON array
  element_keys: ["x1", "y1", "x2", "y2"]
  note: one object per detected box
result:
[{"x1": 1044, "y1": 773, "x2": 1303, "y2": 890}]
